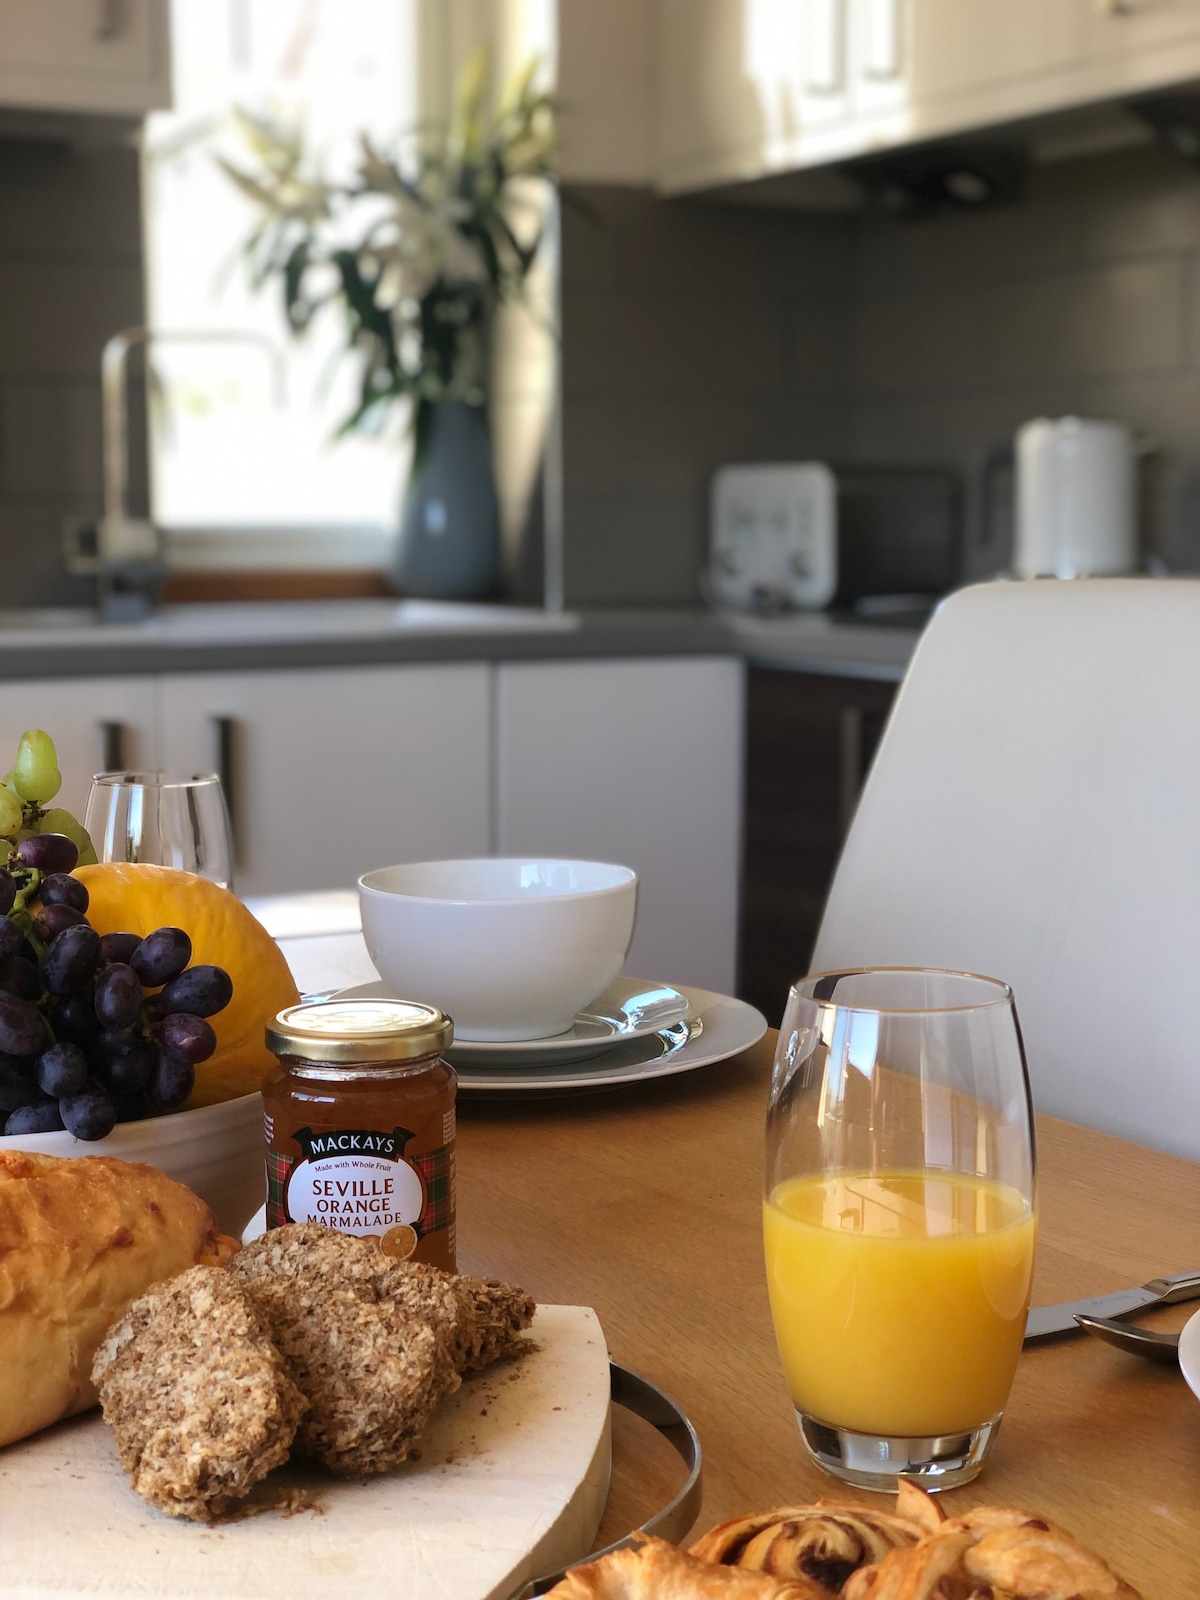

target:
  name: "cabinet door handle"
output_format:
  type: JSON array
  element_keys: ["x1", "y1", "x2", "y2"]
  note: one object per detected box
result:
[
  {"x1": 95, "y1": 0, "x2": 125, "y2": 40},
  {"x1": 863, "y1": 0, "x2": 903, "y2": 80},
  {"x1": 212, "y1": 716, "x2": 240, "y2": 867},
  {"x1": 98, "y1": 721, "x2": 126, "y2": 773}
]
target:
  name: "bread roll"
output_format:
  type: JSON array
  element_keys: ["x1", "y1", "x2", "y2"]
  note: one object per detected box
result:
[{"x1": 0, "y1": 1150, "x2": 237, "y2": 1448}]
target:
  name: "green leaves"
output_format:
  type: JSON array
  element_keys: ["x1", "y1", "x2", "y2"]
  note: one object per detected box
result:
[{"x1": 222, "y1": 51, "x2": 556, "y2": 433}]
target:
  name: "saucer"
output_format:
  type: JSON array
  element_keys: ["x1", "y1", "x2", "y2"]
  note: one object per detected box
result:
[
  {"x1": 335, "y1": 976, "x2": 692, "y2": 1066},
  {"x1": 452, "y1": 985, "x2": 766, "y2": 1094}
]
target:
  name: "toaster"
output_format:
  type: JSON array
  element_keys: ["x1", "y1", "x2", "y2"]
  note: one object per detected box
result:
[
  {"x1": 708, "y1": 461, "x2": 962, "y2": 612},
  {"x1": 708, "y1": 463, "x2": 836, "y2": 611}
]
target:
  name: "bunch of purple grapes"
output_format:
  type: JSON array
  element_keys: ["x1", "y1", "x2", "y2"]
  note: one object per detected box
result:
[{"x1": 0, "y1": 832, "x2": 232, "y2": 1141}]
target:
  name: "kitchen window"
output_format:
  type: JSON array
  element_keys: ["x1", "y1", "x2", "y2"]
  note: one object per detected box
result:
[{"x1": 143, "y1": 0, "x2": 420, "y2": 572}]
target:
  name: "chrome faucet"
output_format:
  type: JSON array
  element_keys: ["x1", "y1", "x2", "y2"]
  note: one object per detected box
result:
[{"x1": 64, "y1": 327, "x2": 286, "y2": 620}]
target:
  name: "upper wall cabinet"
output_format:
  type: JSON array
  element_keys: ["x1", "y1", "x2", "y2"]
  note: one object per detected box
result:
[
  {"x1": 1088, "y1": 0, "x2": 1200, "y2": 61},
  {"x1": 657, "y1": 0, "x2": 863, "y2": 191},
  {"x1": 906, "y1": 1, "x2": 1088, "y2": 105},
  {"x1": 654, "y1": 0, "x2": 1200, "y2": 196},
  {"x1": 0, "y1": 0, "x2": 171, "y2": 116}
]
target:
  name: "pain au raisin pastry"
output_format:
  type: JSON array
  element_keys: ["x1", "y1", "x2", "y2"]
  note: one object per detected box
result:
[
  {"x1": 843, "y1": 1499, "x2": 1142, "y2": 1600},
  {"x1": 690, "y1": 1481, "x2": 943, "y2": 1594},
  {"x1": 546, "y1": 1536, "x2": 832, "y2": 1600}
]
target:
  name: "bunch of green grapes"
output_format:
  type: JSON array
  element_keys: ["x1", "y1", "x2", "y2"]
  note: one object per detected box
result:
[{"x1": 0, "y1": 730, "x2": 97, "y2": 866}]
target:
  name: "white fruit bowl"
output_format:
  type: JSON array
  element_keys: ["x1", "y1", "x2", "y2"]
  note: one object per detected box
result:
[
  {"x1": 359, "y1": 857, "x2": 638, "y2": 1041},
  {"x1": 0, "y1": 1090, "x2": 263, "y2": 1237}
]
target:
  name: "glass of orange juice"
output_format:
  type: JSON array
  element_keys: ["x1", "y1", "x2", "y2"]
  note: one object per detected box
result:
[{"x1": 764, "y1": 967, "x2": 1036, "y2": 1492}]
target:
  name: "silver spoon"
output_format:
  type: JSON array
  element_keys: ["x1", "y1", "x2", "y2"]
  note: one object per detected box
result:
[{"x1": 1074, "y1": 1313, "x2": 1180, "y2": 1364}]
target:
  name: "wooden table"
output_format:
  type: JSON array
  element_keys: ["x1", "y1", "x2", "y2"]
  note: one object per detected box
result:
[{"x1": 455, "y1": 1032, "x2": 1200, "y2": 1598}]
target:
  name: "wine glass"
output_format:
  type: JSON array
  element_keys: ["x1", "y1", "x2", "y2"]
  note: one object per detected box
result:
[
  {"x1": 764, "y1": 967, "x2": 1036, "y2": 1492},
  {"x1": 85, "y1": 771, "x2": 235, "y2": 889}
]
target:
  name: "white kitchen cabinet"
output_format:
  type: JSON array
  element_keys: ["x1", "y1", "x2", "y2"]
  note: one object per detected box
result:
[
  {"x1": 0, "y1": 0, "x2": 170, "y2": 116},
  {"x1": 849, "y1": 0, "x2": 912, "y2": 126},
  {"x1": 1087, "y1": 0, "x2": 1200, "y2": 59},
  {"x1": 653, "y1": 0, "x2": 1200, "y2": 196},
  {"x1": 655, "y1": 0, "x2": 1089, "y2": 192},
  {"x1": 657, "y1": 0, "x2": 858, "y2": 192},
  {"x1": 0, "y1": 675, "x2": 157, "y2": 818},
  {"x1": 494, "y1": 657, "x2": 744, "y2": 995},
  {"x1": 906, "y1": 1, "x2": 1087, "y2": 105},
  {"x1": 159, "y1": 666, "x2": 491, "y2": 898},
  {"x1": 0, "y1": 657, "x2": 744, "y2": 986}
]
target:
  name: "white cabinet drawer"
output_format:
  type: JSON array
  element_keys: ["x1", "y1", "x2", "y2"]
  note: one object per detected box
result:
[{"x1": 159, "y1": 665, "x2": 491, "y2": 898}]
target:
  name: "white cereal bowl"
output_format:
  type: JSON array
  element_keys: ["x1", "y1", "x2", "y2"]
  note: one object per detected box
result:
[
  {"x1": 0, "y1": 1091, "x2": 264, "y2": 1237},
  {"x1": 358, "y1": 858, "x2": 638, "y2": 1041}
]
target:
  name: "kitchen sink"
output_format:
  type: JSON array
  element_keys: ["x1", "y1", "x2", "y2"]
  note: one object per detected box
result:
[{"x1": 0, "y1": 599, "x2": 580, "y2": 648}]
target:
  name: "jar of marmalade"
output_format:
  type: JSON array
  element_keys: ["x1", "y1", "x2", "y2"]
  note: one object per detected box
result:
[{"x1": 263, "y1": 998, "x2": 456, "y2": 1269}]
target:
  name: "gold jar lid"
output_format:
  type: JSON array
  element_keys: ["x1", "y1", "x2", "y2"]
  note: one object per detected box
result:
[{"x1": 266, "y1": 998, "x2": 453, "y2": 1064}]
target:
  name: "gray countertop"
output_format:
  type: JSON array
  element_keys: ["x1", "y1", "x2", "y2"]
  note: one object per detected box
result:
[{"x1": 0, "y1": 598, "x2": 921, "y2": 683}]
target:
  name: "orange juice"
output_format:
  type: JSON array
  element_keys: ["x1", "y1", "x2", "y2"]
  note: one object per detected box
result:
[{"x1": 763, "y1": 1171, "x2": 1035, "y2": 1437}]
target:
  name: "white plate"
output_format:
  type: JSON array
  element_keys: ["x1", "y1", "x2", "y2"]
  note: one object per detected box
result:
[
  {"x1": 1181, "y1": 1307, "x2": 1200, "y2": 1405},
  {"x1": 452, "y1": 985, "x2": 765, "y2": 1094},
  {"x1": 337, "y1": 975, "x2": 692, "y2": 1065}
]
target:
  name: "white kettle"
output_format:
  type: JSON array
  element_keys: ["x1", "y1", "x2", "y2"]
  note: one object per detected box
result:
[{"x1": 1014, "y1": 416, "x2": 1137, "y2": 579}]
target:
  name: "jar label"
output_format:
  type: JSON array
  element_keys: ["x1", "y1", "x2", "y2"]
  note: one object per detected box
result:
[{"x1": 266, "y1": 1123, "x2": 453, "y2": 1249}]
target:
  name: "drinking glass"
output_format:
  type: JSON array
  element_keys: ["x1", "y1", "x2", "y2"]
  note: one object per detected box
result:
[
  {"x1": 85, "y1": 771, "x2": 235, "y2": 889},
  {"x1": 764, "y1": 967, "x2": 1036, "y2": 1492}
]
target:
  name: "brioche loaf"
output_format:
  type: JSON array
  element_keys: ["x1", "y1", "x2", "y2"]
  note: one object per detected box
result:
[{"x1": 0, "y1": 1149, "x2": 237, "y2": 1448}]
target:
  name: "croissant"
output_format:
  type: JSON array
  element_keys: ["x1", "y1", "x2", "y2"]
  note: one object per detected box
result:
[
  {"x1": 690, "y1": 1483, "x2": 942, "y2": 1596},
  {"x1": 545, "y1": 1536, "x2": 829, "y2": 1600},
  {"x1": 844, "y1": 1502, "x2": 1142, "y2": 1600}
]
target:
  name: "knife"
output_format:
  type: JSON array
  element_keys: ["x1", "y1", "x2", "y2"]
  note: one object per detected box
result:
[{"x1": 1023, "y1": 1269, "x2": 1200, "y2": 1345}]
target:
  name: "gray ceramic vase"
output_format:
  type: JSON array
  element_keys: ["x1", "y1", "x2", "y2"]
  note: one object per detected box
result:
[{"x1": 393, "y1": 400, "x2": 501, "y2": 599}]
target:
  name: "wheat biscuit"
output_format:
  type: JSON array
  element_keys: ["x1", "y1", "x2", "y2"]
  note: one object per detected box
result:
[
  {"x1": 231, "y1": 1224, "x2": 535, "y2": 1379},
  {"x1": 92, "y1": 1266, "x2": 306, "y2": 1521},
  {"x1": 238, "y1": 1273, "x2": 443, "y2": 1475}
]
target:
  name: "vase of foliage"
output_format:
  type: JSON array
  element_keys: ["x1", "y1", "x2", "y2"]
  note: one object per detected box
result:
[
  {"x1": 397, "y1": 398, "x2": 500, "y2": 597},
  {"x1": 223, "y1": 53, "x2": 555, "y2": 599}
]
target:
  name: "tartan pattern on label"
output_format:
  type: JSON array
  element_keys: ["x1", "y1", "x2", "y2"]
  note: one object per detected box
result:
[{"x1": 265, "y1": 1139, "x2": 454, "y2": 1239}]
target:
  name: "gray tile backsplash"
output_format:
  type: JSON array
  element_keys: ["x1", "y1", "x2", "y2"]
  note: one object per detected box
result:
[
  {"x1": 846, "y1": 145, "x2": 1200, "y2": 578},
  {"x1": 0, "y1": 135, "x2": 144, "y2": 608},
  {"x1": 561, "y1": 185, "x2": 853, "y2": 604},
  {"x1": 564, "y1": 144, "x2": 1200, "y2": 603},
  {"x1": 6, "y1": 133, "x2": 1200, "y2": 610}
]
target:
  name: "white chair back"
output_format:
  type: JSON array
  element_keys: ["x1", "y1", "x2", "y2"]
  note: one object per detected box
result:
[{"x1": 812, "y1": 578, "x2": 1200, "y2": 1159}]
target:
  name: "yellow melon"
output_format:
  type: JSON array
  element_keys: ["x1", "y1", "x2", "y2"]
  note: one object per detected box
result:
[{"x1": 74, "y1": 863, "x2": 300, "y2": 1109}]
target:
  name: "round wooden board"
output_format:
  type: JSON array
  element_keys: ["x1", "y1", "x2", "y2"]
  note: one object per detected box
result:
[{"x1": 0, "y1": 1306, "x2": 610, "y2": 1600}]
